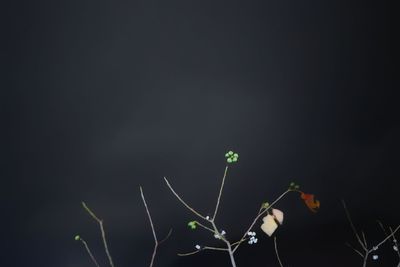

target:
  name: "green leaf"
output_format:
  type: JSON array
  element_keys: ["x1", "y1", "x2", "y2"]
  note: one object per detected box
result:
[{"x1": 188, "y1": 221, "x2": 197, "y2": 230}]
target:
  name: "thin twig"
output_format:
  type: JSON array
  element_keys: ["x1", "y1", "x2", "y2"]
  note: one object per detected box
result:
[
  {"x1": 389, "y1": 227, "x2": 400, "y2": 267},
  {"x1": 376, "y1": 220, "x2": 388, "y2": 236},
  {"x1": 158, "y1": 228, "x2": 173, "y2": 245},
  {"x1": 79, "y1": 238, "x2": 101, "y2": 267},
  {"x1": 213, "y1": 166, "x2": 229, "y2": 220},
  {"x1": 193, "y1": 220, "x2": 215, "y2": 234},
  {"x1": 233, "y1": 189, "x2": 291, "y2": 253},
  {"x1": 377, "y1": 222, "x2": 400, "y2": 265},
  {"x1": 82, "y1": 202, "x2": 115, "y2": 267},
  {"x1": 368, "y1": 225, "x2": 400, "y2": 253},
  {"x1": 341, "y1": 200, "x2": 367, "y2": 251},
  {"x1": 361, "y1": 231, "x2": 368, "y2": 248},
  {"x1": 164, "y1": 177, "x2": 207, "y2": 220},
  {"x1": 140, "y1": 186, "x2": 159, "y2": 267},
  {"x1": 345, "y1": 242, "x2": 364, "y2": 258},
  {"x1": 178, "y1": 246, "x2": 229, "y2": 256},
  {"x1": 274, "y1": 236, "x2": 284, "y2": 267}
]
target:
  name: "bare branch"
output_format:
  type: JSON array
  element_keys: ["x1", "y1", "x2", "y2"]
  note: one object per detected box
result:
[
  {"x1": 341, "y1": 200, "x2": 367, "y2": 251},
  {"x1": 78, "y1": 237, "x2": 101, "y2": 267},
  {"x1": 274, "y1": 236, "x2": 284, "y2": 267},
  {"x1": 361, "y1": 231, "x2": 368, "y2": 248},
  {"x1": 212, "y1": 166, "x2": 229, "y2": 220},
  {"x1": 140, "y1": 186, "x2": 159, "y2": 267},
  {"x1": 82, "y1": 202, "x2": 115, "y2": 267},
  {"x1": 178, "y1": 246, "x2": 229, "y2": 256},
  {"x1": 164, "y1": 177, "x2": 207, "y2": 220},
  {"x1": 368, "y1": 225, "x2": 400, "y2": 253},
  {"x1": 345, "y1": 242, "x2": 364, "y2": 258},
  {"x1": 158, "y1": 228, "x2": 173, "y2": 245}
]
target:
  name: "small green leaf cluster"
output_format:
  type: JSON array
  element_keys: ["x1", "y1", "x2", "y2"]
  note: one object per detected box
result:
[
  {"x1": 289, "y1": 182, "x2": 300, "y2": 190},
  {"x1": 188, "y1": 221, "x2": 197, "y2": 230},
  {"x1": 225, "y1": 151, "x2": 239, "y2": 163}
]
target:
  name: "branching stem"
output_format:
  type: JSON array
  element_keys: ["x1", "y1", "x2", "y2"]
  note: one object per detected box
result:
[{"x1": 82, "y1": 202, "x2": 115, "y2": 267}]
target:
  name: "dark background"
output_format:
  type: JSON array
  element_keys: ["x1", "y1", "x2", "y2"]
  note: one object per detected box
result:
[{"x1": 2, "y1": 0, "x2": 398, "y2": 266}]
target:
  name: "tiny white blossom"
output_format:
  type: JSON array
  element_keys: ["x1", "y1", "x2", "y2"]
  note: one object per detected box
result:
[
  {"x1": 372, "y1": 246, "x2": 378, "y2": 251},
  {"x1": 372, "y1": 255, "x2": 378, "y2": 260},
  {"x1": 248, "y1": 236, "x2": 258, "y2": 245},
  {"x1": 221, "y1": 230, "x2": 226, "y2": 235},
  {"x1": 195, "y1": 245, "x2": 201, "y2": 250},
  {"x1": 247, "y1": 231, "x2": 256, "y2": 236},
  {"x1": 206, "y1": 216, "x2": 210, "y2": 220},
  {"x1": 394, "y1": 245, "x2": 398, "y2": 252}
]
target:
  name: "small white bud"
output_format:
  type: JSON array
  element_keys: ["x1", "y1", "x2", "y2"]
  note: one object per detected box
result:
[
  {"x1": 195, "y1": 245, "x2": 201, "y2": 250},
  {"x1": 372, "y1": 255, "x2": 378, "y2": 260}
]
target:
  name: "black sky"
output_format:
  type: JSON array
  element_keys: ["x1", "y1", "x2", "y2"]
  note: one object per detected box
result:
[{"x1": 2, "y1": 0, "x2": 398, "y2": 266}]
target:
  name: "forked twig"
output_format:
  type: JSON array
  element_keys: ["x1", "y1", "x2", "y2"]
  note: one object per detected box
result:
[
  {"x1": 140, "y1": 186, "x2": 172, "y2": 267},
  {"x1": 164, "y1": 153, "x2": 295, "y2": 267},
  {"x1": 82, "y1": 202, "x2": 115, "y2": 267},
  {"x1": 343, "y1": 200, "x2": 400, "y2": 267}
]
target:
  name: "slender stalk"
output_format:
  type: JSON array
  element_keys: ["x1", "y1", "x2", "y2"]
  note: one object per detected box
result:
[
  {"x1": 362, "y1": 251, "x2": 369, "y2": 267},
  {"x1": 342, "y1": 200, "x2": 367, "y2": 251},
  {"x1": 178, "y1": 246, "x2": 229, "y2": 256},
  {"x1": 193, "y1": 220, "x2": 216, "y2": 234},
  {"x1": 213, "y1": 166, "x2": 229, "y2": 220},
  {"x1": 82, "y1": 202, "x2": 115, "y2": 267},
  {"x1": 361, "y1": 231, "x2": 368, "y2": 248},
  {"x1": 140, "y1": 186, "x2": 158, "y2": 267},
  {"x1": 274, "y1": 236, "x2": 284, "y2": 267},
  {"x1": 345, "y1": 242, "x2": 364, "y2": 258},
  {"x1": 79, "y1": 238, "x2": 101, "y2": 267},
  {"x1": 164, "y1": 177, "x2": 207, "y2": 220}
]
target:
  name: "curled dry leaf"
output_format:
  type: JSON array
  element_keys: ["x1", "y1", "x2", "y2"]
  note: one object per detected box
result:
[{"x1": 300, "y1": 192, "x2": 320, "y2": 212}]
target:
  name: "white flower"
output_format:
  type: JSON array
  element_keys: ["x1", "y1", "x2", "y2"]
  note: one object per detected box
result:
[
  {"x1": 372, "y1": 255, "x2": 378, "y2": 260},
  {"x1": 394, "y1": 245, "x2": 398, "y2": 252},
  {"x1": 214, "y1": 230, "x2": 226, "y2": 239},
  {"x1": 206, "y1": 216, "x2": 210, "y2": 220},
  {"x1": 247, "y1": 231, "x2": 256, "y2": 236},
  {"x1": 195, "y1": 245, "x2": 201, "y2": 250},
  {"x1": 248, "y1": 236, "x2": 258, "y2": 245}
]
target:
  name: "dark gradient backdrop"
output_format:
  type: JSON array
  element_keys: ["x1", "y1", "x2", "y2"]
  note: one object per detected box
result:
[{"x1": 2, "y1": 0, "x2": 397, "y2": 266}]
